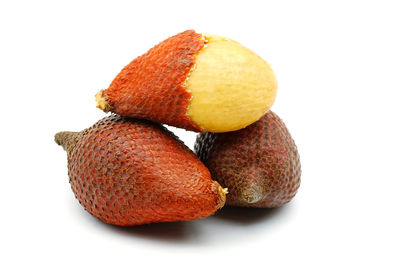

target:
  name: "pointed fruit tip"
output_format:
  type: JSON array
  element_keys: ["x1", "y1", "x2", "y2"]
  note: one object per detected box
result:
[
  {"x1": 95, "y1": 90, "x2": 111, "y2": 112},
  {"x1": 213, "y1": 182, "x2": 227, "y2": 210},
  {"x1": 54, "y1": 132, "x2": 63, "y2": 146},
  {"x1": 240, "y1": 188, "x2": 264, "y2": 204},
  {"x1": 54, "y1": 131, "x2": 79, "y2": 152}
]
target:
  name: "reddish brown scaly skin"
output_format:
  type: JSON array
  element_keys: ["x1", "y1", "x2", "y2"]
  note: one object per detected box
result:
[
  {"x1": 55, "y1": 115, "x2": 225, "y2": 226},
  {"x1": 195, "y1": 111, "x2": 301, "y2": 208},
  {"x1": 100, "y1": 30, "x2": 205, "y2": 132}
]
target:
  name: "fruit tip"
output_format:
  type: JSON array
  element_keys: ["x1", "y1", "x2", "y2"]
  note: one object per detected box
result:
[
  {"x1": 95, "y1": 90, "x2": 111, "y2": 112},
  {"x1": 54, "y1": 131, "x2": 79, "y2": 152},
  {"x1": 54, "y1": 132, "x2": 63, "y2": 146},
  {"x1": 240, "y1": 187, "x2": 263, "y2": 204},
  {"x1": 214, "y1": 183, "x2": 228, "y2": 210}
]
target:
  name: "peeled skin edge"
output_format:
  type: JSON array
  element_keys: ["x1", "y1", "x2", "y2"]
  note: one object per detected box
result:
[{"x1": 95, "y1": 30, "x2": 277, "y2": 133}]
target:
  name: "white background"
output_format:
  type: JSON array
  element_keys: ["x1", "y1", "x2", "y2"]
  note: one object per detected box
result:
[{"x1": 1, "y1": 0, "x2": 399, "y2": 266}]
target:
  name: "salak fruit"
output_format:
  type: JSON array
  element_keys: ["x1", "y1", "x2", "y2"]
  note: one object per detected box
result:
[
  {"x1": 195, "y1": 111, "x2": 301, "y2": 208},
  {"x1": 55, "y1": 115, "x2": 227, "y2": 226},
  {"x1": 96, "y1": 30, "x2": 277, "y2": 133}
]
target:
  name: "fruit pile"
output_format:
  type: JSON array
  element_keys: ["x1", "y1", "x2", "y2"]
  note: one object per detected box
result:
[{"x1": 55, "y1": 30, "x2": 301, "y2": 226}]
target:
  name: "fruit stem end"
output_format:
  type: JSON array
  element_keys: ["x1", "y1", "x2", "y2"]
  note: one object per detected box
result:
[
  {"x1": 54, "y1": 131, "x2": 79, "y2": 152},
  {"x1": 214, "y1": 182, "x2": 228, "y2": 210},
  {"x1": 95, "y1": 90, "x2": 111, "y2": 112}
]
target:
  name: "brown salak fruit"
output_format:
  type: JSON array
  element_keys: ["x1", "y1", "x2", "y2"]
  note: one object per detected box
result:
[
  {"x1": 55, "y1": 115, "x2": 226, "y2": 226},
  {"x1": 96, "y1": 30, "x2": 277, "y2": 133},
  {"x1": 194, "y1": 111, "x2": 301, "y2": 208}
]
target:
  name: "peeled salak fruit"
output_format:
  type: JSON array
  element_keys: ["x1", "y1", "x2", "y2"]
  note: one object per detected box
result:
[
  {"x1": 54, "y1": 115, "x2": 226, "y2": 226},
  {"x1": 195, "y1": 111, "x2": 301, "y2": 208},
  {"x1": 96, "y1": 30, "x2": 277, "y2": 133}
]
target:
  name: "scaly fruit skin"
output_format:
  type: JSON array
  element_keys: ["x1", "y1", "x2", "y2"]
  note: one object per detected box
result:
[
  {"x1": 96, "y1": 30, "x2": 277, "y2": 133},
  {"x1": 195, "y1": 111, "x2": 300, "y2": 208},
  {"x1": 97, "y1": 30, "x2": 205, "y2": 132},
  {"x1": 55, "y1": 115, "x2": 226, "y2": 226}
]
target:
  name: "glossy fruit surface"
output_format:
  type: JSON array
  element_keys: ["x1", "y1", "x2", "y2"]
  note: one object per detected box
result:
[
  {"x1": 195, "y1": 111, "x2": 300, "y2": 208},
  {"x1": 55, "y1": 115, "x2": 226, "y2": 225}
]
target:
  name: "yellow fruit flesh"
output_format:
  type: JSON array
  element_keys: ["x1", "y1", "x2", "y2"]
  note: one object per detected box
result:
[{"x1": 186, "y1": 34, "x2": 277, "y2": 132}]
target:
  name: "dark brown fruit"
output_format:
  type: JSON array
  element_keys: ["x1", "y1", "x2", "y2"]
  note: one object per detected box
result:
[
  {"x1": 55, "y1": 115, "x2": 226, "y2": 226},
  {"x1": 194, "y1": 111, "x2": 301, "y2": 208}
]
